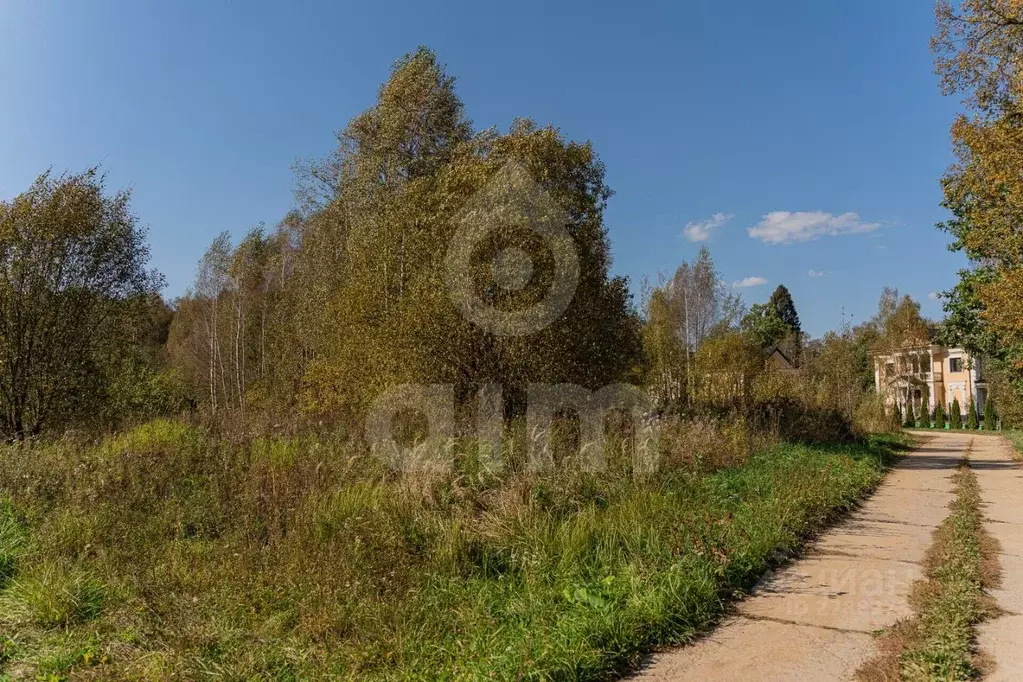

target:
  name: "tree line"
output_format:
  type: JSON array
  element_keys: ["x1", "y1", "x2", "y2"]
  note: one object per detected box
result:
[{"x1": 0, "y1": 47, "x2": 940, "y2": 440}]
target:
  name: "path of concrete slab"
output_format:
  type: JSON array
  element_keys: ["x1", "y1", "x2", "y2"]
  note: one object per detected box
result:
[
  {"x1": 634, "y1": 432, "x2": 971, "y2": 682},
  {"x1": 971, "y1": 434, "x2": 1023, "y2": 682}
]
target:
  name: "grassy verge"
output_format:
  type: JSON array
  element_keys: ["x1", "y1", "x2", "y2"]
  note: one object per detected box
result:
[
  {"x1": 0, "y1": 420, "x2": 901, "y2": 680},
  {"x1": 858, "y1": 441, "x2": 1000, "y2": 681},
  {"x1": 904, "y1": 428, "x2": 1003, "y2": 436}
]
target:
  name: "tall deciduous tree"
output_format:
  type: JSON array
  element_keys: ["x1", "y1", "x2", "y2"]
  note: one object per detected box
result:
[
  {"x1": 642, "y1": 247, "x2": 742, "y2": 408},
  {"x1": 172, "y1": 48, "x2": 644, "y2": 422},
  {"x1": 934, "y1": 1, "x2": 1023, "y2": 400},
  {"x1": 740, "y1": 303, "x2": 788, "y2": 349},
  {"x1": 871, "y1": 288, "x2": 931, "y2": 405},
  {"x1": 0, "y1": 169, "x2": 162, "y2": 437}
]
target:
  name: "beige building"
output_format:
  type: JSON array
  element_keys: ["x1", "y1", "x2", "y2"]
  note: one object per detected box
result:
[{"x1": 874, "y1": 343, "x2": 987, "y2": 417}]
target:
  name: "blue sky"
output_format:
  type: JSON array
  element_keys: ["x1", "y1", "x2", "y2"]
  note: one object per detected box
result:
[{"x1": 0, "y1": 1, "x2": 966, "y2": 337}]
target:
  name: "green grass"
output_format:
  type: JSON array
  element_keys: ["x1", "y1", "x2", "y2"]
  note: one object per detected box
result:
[
  {"x1": 0, "y1": 500, "x2": 27, "y2": 589},
  {"x1": 904, "y1": 427, "x2": 1002, "y2": 435},
  {"x1": 0, "y1": 421, "x2": 901, "y2": 680},
  {"x1": 860, "y1": 443, "x2": 1000, "y2": 682},
  {"x1": 901, "y1": 462, "x2": 993, "y2": 680},
  {"x1": 0, "y1": 565, "x2": 106, "y2": 630}
]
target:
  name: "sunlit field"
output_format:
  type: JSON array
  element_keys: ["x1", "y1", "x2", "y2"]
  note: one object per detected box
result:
[{"x1": 0, "y1": 419, "x2": 900, "y2": 679}]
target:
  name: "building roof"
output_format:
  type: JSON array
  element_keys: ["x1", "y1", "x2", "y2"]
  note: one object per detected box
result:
[{"x1": 763, "y1": 345, "x2": 795, "y2": 370}]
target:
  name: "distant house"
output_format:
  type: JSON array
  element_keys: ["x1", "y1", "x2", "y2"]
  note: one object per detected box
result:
[
  {"x1": 873, "y1": 341, "x2": 986, "y2": 417},
  {"x1": 765, "y1": 346, "x2": 797, "y2": 374},
  {"x1": 697, "y1": 343, "x2": 798, "y2": 405}
]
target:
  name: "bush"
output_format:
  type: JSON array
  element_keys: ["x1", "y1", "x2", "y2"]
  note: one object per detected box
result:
[
  {"x1": 104, "y1": 363, "x2": 187, "y2": 425},
  {"x1": 966, "y1": 400, "x2": 979, "y2": 429},
  {"x1": 951, "y1": 399, "x2": 963, "y2": 429},
  {"x1": 854, "y1": 394, "x2": 900, "y2": 434},
  {"x1": 984, "y1": 398, "x2": 998, "y2": 430},
  {"x1": 935, "y1": 402, "x2": 946, "y2": 429},
  {"x1": 920, "y1": 396, "x2": 931, "y2": 428},
  {"x1": 894, "y1": 403, "x2": 903, "y2": 427}
]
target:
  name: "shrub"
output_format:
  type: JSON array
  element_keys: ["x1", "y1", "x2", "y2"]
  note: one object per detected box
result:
[
  {"x1": 984, "y1": 398, "x2": 998, "y2": 430},
  {"x1": 951, "y1": 399, "x2": 963, "y2": 429},
  {"x1": 934, "y1": 402, "x2": 946, "y2": 429},
  {"x1": 919, "y1": 396, "x2": 931, "y2": 428},
  {"x1": 854, "y1": 394, "x2": 900, "y2": 433},
  {"x1": 894, "y1": 403, "x2": 903, "y2": 427},
  {"x1": 966, "y1": 400, "x2": 979, "y2": 429}
]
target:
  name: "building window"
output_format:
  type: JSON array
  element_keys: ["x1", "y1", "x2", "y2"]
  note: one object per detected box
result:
[
  {"x1": 949, "y1": 357, "x2": 963, "y2": 373},
  {"x1": 885, "y1": 362, "x2": 895, "y2": 377}
]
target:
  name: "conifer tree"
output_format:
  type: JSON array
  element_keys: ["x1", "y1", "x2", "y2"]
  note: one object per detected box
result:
[
  {"x1": 935, "y1": 401, "x2": 946, "y2": 428},
  {"x1": 951, "y1": 399, "x2": 963, "y2": 428},
  {"x1": 984, "y1": 398, "x2": 998, "y2": 430},
  {"x1": 967, "y1": 399, "x2": 979, "y2": 429},
  {"x1": 768, "y1": 285, "x2": 802, "y2": 363},
  {"x1": 919, "y1": 395, "x2": 931, "y2": 428},
  {"x1": 904, "y1": 400, "x2": 916, "y2": 428},
  {"x1": 768, "y1": 285, "x2": 801, "y2": 335}
]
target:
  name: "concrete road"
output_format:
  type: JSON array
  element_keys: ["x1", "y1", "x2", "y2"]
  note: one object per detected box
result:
[{"x1": 634, "y1": 432, "x2": 981, "y2": 681}]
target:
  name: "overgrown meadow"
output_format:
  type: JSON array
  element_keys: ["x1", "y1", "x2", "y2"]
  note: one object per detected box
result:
[
  {"x1": 0, "y1": 418, "x2": 900, "y2": 680},
  {"x1": 0, "y1": 42, "x2": 918, "y2": 682}
]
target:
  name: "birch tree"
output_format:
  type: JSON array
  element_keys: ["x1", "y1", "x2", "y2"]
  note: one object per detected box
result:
[{"x1": 643, "y1": 247, "x2": 742, "y2": 408}]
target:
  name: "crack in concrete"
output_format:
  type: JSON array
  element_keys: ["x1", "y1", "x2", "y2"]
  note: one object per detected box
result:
[{"x1": 735, "y1": 613, "x2": 875, "y2": 636}]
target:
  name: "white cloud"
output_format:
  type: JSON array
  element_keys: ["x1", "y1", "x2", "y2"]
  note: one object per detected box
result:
[
  {"x1": 748, "y1": 211, "x2": 881, "y2": 244},
  {"x1": 732, "y1": 276, "x2": 767, "y2": 288},
  {"x1": 808, "y1": 270, "x2": 825, "y2": 278},
  {"x1": 683, "y1": 212, "x2": 733, "y2": 242},
  {"x1": 928, "y1": 291, "x2": 941, "y2": 301}
]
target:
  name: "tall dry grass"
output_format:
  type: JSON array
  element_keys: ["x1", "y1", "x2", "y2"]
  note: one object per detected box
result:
[{"x1": 0, "y1": 417, "x2": 898, "y2": 679}]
